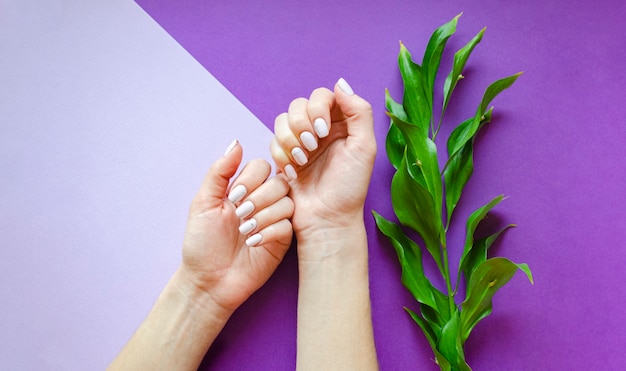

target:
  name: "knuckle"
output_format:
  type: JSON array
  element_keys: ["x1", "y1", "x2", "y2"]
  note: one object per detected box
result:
[
  {"x1": 289, "y1": 112, "x2": 309, "y2": 127},
  {"x1": 358, "y1": 100, "x2": 373, "y2": 113},
  {"x1": 286, "y1": 197, "x2": 295, "y2": 214},
  {"x1": 311, "y1": 87, "x2": 332, "y2": 98},
  {"x1": 273, "y1": 113, "x2": 289, "y2": 133},
  {"x1": 249, "y1": 158, "x2": 271, "y2": 174},
  {"x1": 273, "y1": 175, "x2": 290, "y2": 193}
]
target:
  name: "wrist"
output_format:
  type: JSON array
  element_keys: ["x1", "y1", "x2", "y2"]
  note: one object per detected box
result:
[
  {"x1": 295, "y1": 216, "x2": 369, "y2": 264},
  {"x1": 169, "y1": 267, "x2": 235, "y2": 327}
]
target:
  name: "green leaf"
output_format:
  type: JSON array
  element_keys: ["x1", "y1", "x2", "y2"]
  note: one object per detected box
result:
[
  {"x1": 385, "y1": 124, "x2": 404, "y2": 170},
  {"x1": 461, "y1": 224, "x2": 516, "y2": 285},
  {"x1": 385, "y1": 89, "x2": 407, "y2": 169},
  {"x1": 443, "y1": 139, "x2": 474, "y2": 227},
  {"x1": 422, "y1": 14, "x2": 460, "y2": 115},
  {"x1": 398, "y1": 42, "x2": 430, "y2": 134},
  {"x1": 442, "y1": 27, "x2": 485, "y2": 116},
  {"x1": 436, "y1": 310, "x2": 471, "y2": 370},
  {"x1": 388, "y1": 112, "x2": 443, "y2": 220},
  {"x1": 458, "y1": 195, "x2": 505, "y2": 278},
  {"x1": 373, "y1": 211, "x2": 439, "y2": 310},
  {"x1": 478, "y1": 72, "x2": 522, "y2": 116},
  {"x1": 405, "y1": 307, "x2": 438, "y2": 349},
  {"x1": 448, "y1": 72, "x2": 522, "y2": 156},
  {"x1": 390, "y1": 150, "x2": 444, "y2": 272},
  {"x1": 443, "y1": 109, "x2": 493, "y2": 226},
  {"x1": 421, "y1": 287, "x2": 452, "y2": 331},
  {"x1": 460, "y1": 257, "x2": 534, "y2": 343},
  {"x1": 446, "y1": 108, "x2": 492, "y2": 158},
  {"x1": 434, "y1": 350, "x2": 453, "y2": 371}
]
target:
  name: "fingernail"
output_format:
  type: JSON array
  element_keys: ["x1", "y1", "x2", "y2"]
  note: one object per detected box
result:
[
  {"x1": 239, "y1": 218, "x2": 257, "y2": 235},
  {"x1": 235, "y1": 200, "x2": 254, "y2": 218},
  {"x1": 337, "y1": 77, "x2": 354, "y2": 96},
  {"x1": 291, "y1": 147, "x2": 308, "y2": 166},
  {"x1": 228, "y1": 184, "x2": 247, "y2": 203},
  {"x1": 246, "y1": 233, "x2": 262, "y2": 247},
  {"x1": 300, "y1": 131, "x2": 318, "y2": 151},
  {"x1": 223, "y1": 139, "x2": 238, "y2": 156},
  {"x1": 284, "y1": 164, "x2": 297, "y2": 179},
  {"x1": 313, "y1": 118, "x2": 329, "y2": 138}
]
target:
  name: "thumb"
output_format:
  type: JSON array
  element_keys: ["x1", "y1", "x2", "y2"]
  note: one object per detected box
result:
[
  {"x1": 334, "y1": 78, "x2": 372, "y2": 115},
  {"x1": 198, "y1": 139, "x2": 243, "y2": 205},
  {"x1": 333, "y1": 78, "x2": 376, "y2": 150}
]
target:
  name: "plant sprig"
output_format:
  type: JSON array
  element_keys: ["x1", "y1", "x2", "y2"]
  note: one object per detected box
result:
[{"x1": 373, "y1": 14, "x2": 533, "y2": 371}]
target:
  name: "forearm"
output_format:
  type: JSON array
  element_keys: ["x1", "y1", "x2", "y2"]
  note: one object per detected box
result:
[
  {"x1": 108, "y1": 267, "x2": 233, "y2": 371},
  {"x1": 295, "y1": 219, "x2": 378, "y2": 371}
]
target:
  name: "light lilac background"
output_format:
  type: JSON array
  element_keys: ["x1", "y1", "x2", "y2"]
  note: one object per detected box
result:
[
  {"x1": 0, "y1": 0, "x2": 624, "y2": 370},
  {"x1": 135, "y1": 1, "x2": 626, "y2": 370},
  {"x1": 0, "y1": 0, "x2": 276, "y2": 369}
]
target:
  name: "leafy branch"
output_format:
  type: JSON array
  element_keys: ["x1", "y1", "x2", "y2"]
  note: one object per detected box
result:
[{"x1": 373, "y1": 14, "x2": 533, "y2": 370}]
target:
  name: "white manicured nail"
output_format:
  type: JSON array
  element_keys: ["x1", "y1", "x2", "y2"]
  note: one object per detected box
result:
[
  {"x1": 235, "y1": 200, "x2": 254, "y2": 218},
  {"x1": 313, "y1": 118, "x2": 329, "y2": 138},
  {"x1": 300, "y1": 131, "x2": 318, "y2": 151},
  {"x1": 284, "y1": 164, "x2": 297, "y2": 179},
  {"x1": 337, "y1": 77, "x2": 354, "y2": 96},
  {"x1": 228, "y1": 184, "x2": 247, "y2": 203},
  {"x1": 239, "y1": 218, "x2": 257, "y2": 235},
  {"x1": 224, "y1": 139, "x2": 238, "y2": 156},
  {"x1": 291, "y1": 147, "x2": 308, "y2": 165},
  {"x1": 246, "y1": 233, "x2": 262, "y2": 247}
]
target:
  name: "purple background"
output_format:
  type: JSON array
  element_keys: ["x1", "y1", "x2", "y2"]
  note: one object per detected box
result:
[
  {"x1": 135, "y1": 1, "x2": 626, "y2": 369},
  {"x1": 1, "y1": 0, "x2": 624, "y2": 369}
]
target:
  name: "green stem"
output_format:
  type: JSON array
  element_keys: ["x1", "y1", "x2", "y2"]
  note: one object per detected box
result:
[{"x1": 441, "y1": 242, "x2": 456, "y2": 315}]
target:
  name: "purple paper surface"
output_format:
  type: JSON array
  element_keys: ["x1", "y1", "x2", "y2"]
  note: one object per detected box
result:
[
  {"x1": 134, "y1": 1, "x2": 626, "y2": 370},
  {"x1": 1, "y1": 0, "x2": 624, "y2": 369},
  {"x1": 0, "y1": 0, "x2": 280, "y2": 369}
]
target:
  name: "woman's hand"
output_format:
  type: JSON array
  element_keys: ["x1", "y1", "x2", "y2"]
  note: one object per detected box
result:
[
  {"x1": 180, "y1": 140, "x2": 294, "y2": 313},
  {"x1": 270, "y1": 78, "x2": 376, "y2": 243},
  {"x1": 110, "y1": 141, "x2": 294, "y2": 371},
  {"x1": 269, "y1": 80, "x2": 379, "y2": 370}
]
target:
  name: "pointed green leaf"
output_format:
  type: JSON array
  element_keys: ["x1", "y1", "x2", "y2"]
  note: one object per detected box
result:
[
  {"x1": 385, "y1": 124, "x2": 404, "y2": 170},
  {"x1": 436, "y1": 310, "x2": 470, "y2": 370},
  {"x1": 449, "y1": 72, "x2": 522, "y2": 156},
  {"x1": 461, "y1": 224, "x2": 516, "y2": 284},
  {"x1": 389, "y1": 112, "x2": 443, "y2": 219},
  {"x1": 385, "y1": 88, "x2": 408, "y2": 121},
  {"x1": 446, "y1": 108, "x2": 492, "y2": 158},
  {"x1": 434, "y1": 349, "x2": 453, "y2": 371},
  {"x1": 458, "y1": 195, "x2": 505, "y2": 276},
  {"x1": 460, "y1": 257, "x2": 533, "y2": 342},
  {"x1": 384, "y1": 89, "x2": 407, "y2": 169},
  {"x1": 422, "y1": 14, "x2": 460, "y2": 114},
  {"x1": 398, "y1": 42, "x2": 430, "y2": 133},
  {"x1": 390, "y1": 151, "x2": 443, "y2": 272},
  {"x1": 421, "y1": 287, "x2": 451, "y2": 331},
  {"x1": 478, "y1": 72, "x2": 523, "y2": 115},
  {"x1": 405, "y1": 307, "x2": 438, "y2": 349},
  {"x1": 443, "y1": 109, "x2": 493, "y2": 226},
  {"x1": 442, "y1": 27, "x2": 485, "y2": 116},
  {"x1": 373, "y1": 211, "x2": 439, "y2": 310}
]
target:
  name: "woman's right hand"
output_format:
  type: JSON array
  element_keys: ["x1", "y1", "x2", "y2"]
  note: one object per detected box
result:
[{"x1": 269, "y1": 78, "x2": 376, "y2": 246}]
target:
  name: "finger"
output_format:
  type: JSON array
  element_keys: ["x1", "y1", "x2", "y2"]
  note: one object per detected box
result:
[
  {"x1": 274, "y1": 112, "x2": 301, "y2": 159},
  {"x1": 196, "y1": 139, "x2": 243, "y2": 208},
  {"x1": 270, "y1": 136, "x2": 298, "y2": 180},
  {"x1": 234, "y1": 175, "x2": 289, "y2": 219},
  {"x1": 307, "y1": 87, "x2": 335, "y2": 139},
  {"x1": 246, "y1": 219, "x2": 293, "y2": 256},
  {"x1": 238, "y1": 196, "x2": 294, "y2": 236},
  {"x1": 286, "y1": 98, "x2": 314, "y2": 166},
  {"x1": 334, "y1": 78, "x2": 377, "y2": 158},
  {"x1": 227, "y1": 158, "x2": 272, "y2": 205}
]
